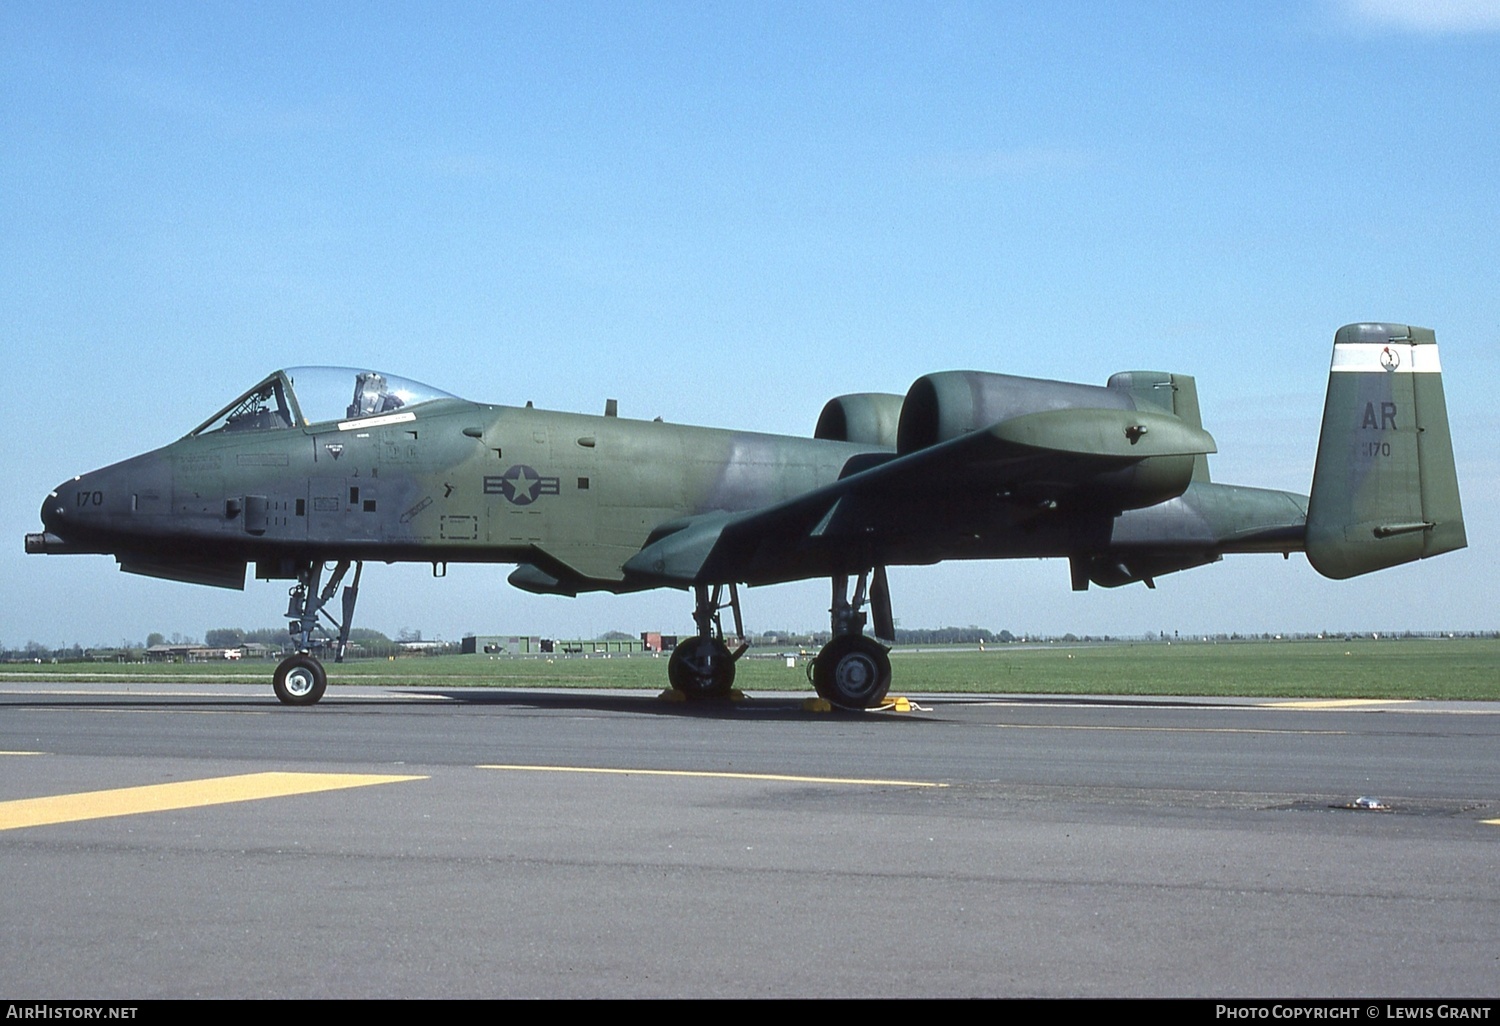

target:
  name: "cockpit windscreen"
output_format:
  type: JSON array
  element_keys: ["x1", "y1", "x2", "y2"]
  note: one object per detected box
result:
[
  {"x1": 283, "y1": 367, "x2": 459, "y2": 426},
  {"x1": 191, "y1": 368, "x2": 460, "y2": 435}
]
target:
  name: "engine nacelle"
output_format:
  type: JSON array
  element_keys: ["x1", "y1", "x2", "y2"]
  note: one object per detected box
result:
[
  {"x1": 895, "y1": 370, "x2": 1214, "y2": 511},
  {"x1": 815, "y1": 392, "x2": 904, "y2": 448},
  {"x1": 897, "y1": 369, "x2": 1208, "y2": 454},
  {"x1": 896, "y1": 371, "x2": 1135, "y2": 454}
]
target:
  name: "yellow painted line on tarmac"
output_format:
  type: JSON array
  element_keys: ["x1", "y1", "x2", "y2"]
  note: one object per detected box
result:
[
  {"x1": 0, "y1": 687, "x2": 449, "y2": 701},
  {"x1": 60, "y1": 707, "x2": 269, "y2": 716},
  {"x1": 0, "y1": 771, "x2": 427, "y2": 832},
  {"x1": 995, "y1": 723, "x2": 1347, "y2": 736},
  {"x1": 3, "y1": 689, "x2": 214, "y2": 698},
  {"x1": 1482, "y1": 819, "x2": 1500, "y2": 827},
  {"x1": 478, "y1": 763, "x2": 947, "y2": 788},
  {"x1": 1266, "y1": 699, "x2": 1414, "y2": 710}
]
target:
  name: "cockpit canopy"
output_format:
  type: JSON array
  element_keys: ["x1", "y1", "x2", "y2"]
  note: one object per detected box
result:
[{"x1": 191, "y1": 367, "x2": 461, "y2": 436}]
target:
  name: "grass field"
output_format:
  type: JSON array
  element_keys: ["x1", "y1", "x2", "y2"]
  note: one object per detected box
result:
[{"x1": 3, "y1": 638, "x2": 1495, "y2": 701}]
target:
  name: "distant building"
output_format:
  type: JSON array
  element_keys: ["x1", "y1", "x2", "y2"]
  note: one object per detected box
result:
[
  {"x1": 640, "y1": 632, "x2": 679, "y2": 653},
  {"x1": 395, "y1": 639, "x2": 449, "y2": 653},
  {"x1": 144, "y1": 645, "x2": 244, "y2": 662},
  {"x1": 462, "y1": 634, "x2": 659, "y2": 656},
  {"x1": 462, "y1": 635, "x2": 544, "y2": 656}
]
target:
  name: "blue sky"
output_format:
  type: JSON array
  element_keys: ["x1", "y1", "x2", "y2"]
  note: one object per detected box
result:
[{"x1": 3, "y1": 1, "x2": 1497, "y2": 647}]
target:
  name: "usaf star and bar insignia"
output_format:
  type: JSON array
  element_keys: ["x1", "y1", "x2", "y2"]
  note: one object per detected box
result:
[{"x1": 484, "y1": 465, "x2": 561, "y2": 506}]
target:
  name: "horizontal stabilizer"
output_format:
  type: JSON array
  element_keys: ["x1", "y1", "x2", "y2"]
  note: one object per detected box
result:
[{"x1": 988, "y1": 407, "x2": 1215, "y2": 460}]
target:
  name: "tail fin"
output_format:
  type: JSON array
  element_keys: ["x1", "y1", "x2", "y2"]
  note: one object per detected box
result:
[{"x1": 1306, "y1": 323, "x2": 1466, "y2": 579}]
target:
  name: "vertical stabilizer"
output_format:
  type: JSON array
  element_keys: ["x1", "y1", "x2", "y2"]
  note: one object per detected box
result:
[{"x1": 1305, "y1": 323, "x2": 1465, "y2": 579}]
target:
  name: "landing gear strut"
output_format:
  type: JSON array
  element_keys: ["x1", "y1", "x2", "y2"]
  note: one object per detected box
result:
[
  {"x1": 668, "y1": 583, "x2": 745, "y2": 700},
  {"x1": 810, "y1": 568, "x2": 894, "y2": 708},
  {"x1": 272, "y1": 559, "x2": 363, "y2": 706}
]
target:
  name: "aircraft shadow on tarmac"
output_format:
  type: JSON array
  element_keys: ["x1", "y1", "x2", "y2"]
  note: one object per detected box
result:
[
  {"x1": 404, "y1": 688, "x2": 933, "y2": 721},
  {"x1": 1, "y1": 687, "x2": 924, "y2": 722},
  {"x1": 2, "y1": 687, "x2": 1253, "y2": 719}
]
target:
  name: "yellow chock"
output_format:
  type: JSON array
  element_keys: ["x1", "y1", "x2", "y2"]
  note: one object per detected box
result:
[
  {"x1": 657, "y1": 689, "x2": 746, "y2": 703},
  {"x1": 802, "y1": 696, "x2": 914, "y2": 713}
]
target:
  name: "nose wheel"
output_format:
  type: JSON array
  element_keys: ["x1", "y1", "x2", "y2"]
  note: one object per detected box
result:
[{"x1": 273, "y1": 653, "x2": 327, "y2": 706}]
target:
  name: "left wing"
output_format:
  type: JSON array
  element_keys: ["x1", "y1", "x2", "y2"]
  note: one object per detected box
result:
[{"x1": 621, "y1": 406, "x2": 1216, "y2": 587}]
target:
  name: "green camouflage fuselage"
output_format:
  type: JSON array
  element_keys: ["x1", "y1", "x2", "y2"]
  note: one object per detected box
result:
[
  {"x1": 32, "y1": 322, "x2": 1464, "y2": 600},
  {"x1": 36, "y1": 391, "x2": 1310, "y2": 595}
]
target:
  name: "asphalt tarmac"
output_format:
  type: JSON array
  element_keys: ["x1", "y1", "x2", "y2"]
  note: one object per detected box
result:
[{"x1": 1, "y1": 681, "x2": 1496, "y2": 998}]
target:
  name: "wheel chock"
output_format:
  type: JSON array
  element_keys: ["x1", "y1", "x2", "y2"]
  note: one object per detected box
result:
[
  {"x1": 658, "y1": 689, "x2": 747, "y2": 703},
  {"x1": 803, "y1": 695, "x2": 916, "y2": 713}
]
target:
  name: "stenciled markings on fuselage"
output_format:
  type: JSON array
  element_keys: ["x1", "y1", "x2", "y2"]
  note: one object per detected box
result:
[
  {"x1": 400, "y1": 496, "x2": 433, "y2": 524},
  {"x1": 483, "y1": 465, "x2": 561, "y2": 506}
]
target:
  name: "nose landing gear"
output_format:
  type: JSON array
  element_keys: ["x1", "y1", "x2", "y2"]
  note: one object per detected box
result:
[{"x1": 271, "y1": 559, "x2": 362, "y2": 706}]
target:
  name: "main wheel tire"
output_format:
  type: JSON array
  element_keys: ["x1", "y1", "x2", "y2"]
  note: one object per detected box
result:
[
  {"x1": 667, "y1": 637, "x2": 736, "y2": 699},
  {"x1": 273, "y1": 653, "x2": 327, "y2": 706},
  {"x1": 812, "y1": 635, "x2": 892, "y2": 708}
]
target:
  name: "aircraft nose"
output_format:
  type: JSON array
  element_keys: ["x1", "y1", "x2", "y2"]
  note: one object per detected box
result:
[
  {"x1": 30, "y1": 460, "x2": 157, "y2": 554},
  {"x1": 27, "y1": 479, "x2": 84, "y2": 555},
  {"x1": 40, "y1": 483, "x2": 71, "y2": 533},
  {"x1": 40, "y1": 471, "x2": 112, "y2": 535}
]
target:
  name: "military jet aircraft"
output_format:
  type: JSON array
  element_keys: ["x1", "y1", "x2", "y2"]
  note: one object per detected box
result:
[{"x1": 27, "y1": 322, "x2": 1465, "y2": 708}]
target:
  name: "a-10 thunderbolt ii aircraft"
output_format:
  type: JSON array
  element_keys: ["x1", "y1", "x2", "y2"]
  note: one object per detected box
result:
[{"x1": 27, "y1": 322, "x2": 1465, "y2": 708}]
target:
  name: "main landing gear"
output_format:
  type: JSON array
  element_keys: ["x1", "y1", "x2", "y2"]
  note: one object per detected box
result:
[
  {"x1": 668, "y1": 583, "x2": 746, "y2": 700},
  {"x1": 809, "y1": 568, "x2": 894, "y2": 709},
  {"x1": 272, "y1": 559, "x2": 362, "y2": 706},
  {"x1": 671, "y1": 568, "x2": 896, "y2": 709}
]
